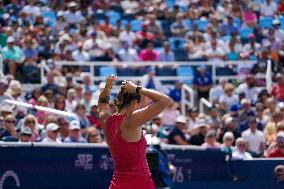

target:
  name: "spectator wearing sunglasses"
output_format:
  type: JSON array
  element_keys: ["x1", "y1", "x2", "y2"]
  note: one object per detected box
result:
[
  {"x1": 232, "y1": 138, "x2": 253, "y2": 160},
  {"x1": 42, "y1": 123, "x2": 61, "y2": 143},
  {"x1": 86, "y1": 127, "x2": 102, "y2": 143},
  {"x1": 19, "y1": 127, "x2": 32, "y2": 142},
  {"x1": 268, "y1": 132, "x2": 284, "y2": 158},
  {"x1": 0, "y1": 114, "x2": 17, "y2": 140}
]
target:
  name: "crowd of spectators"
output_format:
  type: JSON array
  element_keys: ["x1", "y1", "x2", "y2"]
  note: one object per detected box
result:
[{"x1": 0, "y1": 0, "x2": 284, "y2": 159}]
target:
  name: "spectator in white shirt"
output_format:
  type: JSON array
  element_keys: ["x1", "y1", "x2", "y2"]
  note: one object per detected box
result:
[
  {"x1": 242, "y1": 34, "x2": 262, "y2": 58},
  {"x1": 209, "y1": 77, "x2": 227, "y2": 104},
  {"x1": 65, "y1": 88, "x2": 78, "y2": 113},
  {"x1": 118, "y1": 41, "x2": 139, "y2": 62},
  {"x1": 242, "y1": 117, "x2": 266, "y2": 156},
  {"x1": 170, "y1": 13, "x2": 188, "y2": 37},
  {"x1": 121, "y1": 0, "x2": 139, "y2": 14},
  {"x1": 237, "y1": 74, "x2": 259, "y2": 104},
  {"x1": 83, "y1": 32, "x2": 104, "y2": 60},
  {"x1": 219, "y1": 83, "x2": 239, "y2": 112},
  {"x1": 22, "y1": 1, "x2": 40, "y2": 18},
  {"x1": 232, "y1": 137, "x2": 253, "y2": 160},
  {"x1": 72, "y1": 42, "x2": 90, "y2": 61},
  {"x1": 63, "y1": 1, "x2": 84, "y2": 25},
  {"x1": 42, "y1": 123, "x2": 62, "y2": 143},
  {"x1": 119, "y1": 23, "x2": 136, "y2": 48},
  {"x1": 272, "y1": 19, "x2": 284, "y2": 42},
  {"x1": 205, "y1": 38, "x2": 226, "y2": 61},
  {"x1": 260, "y1": 0, "x2": 277, "y2": 17}
]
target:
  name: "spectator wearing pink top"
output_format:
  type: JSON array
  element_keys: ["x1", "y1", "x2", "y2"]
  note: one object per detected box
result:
[
  {"x1": 139, "y1": 42, "x2": 158, "y2": 61},
  {"x1": 202, "y1": 130, "x2": 221, "y2": 149},
  {"x1": 28, "y1": 87, "x2": 42, "y2": 106},
  {"x1": 271, "y1": 73, "x2": 284, "y2": 102},
  {"x1": 243, "y1": 5, "x2": 258, "y2": 28}
]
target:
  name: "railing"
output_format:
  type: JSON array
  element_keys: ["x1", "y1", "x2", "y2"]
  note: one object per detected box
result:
[
  {"x1": 181, "y1": 84, "x2": 194, "y2": 116},
  {"x1": 42, "y1": 60, "x2": 259, "y2": 84},
  {"x1": 266, "y1": 59, "x2": 273, "y2": 93},
  {"x1": 199, "y1": 97, "x2": 213, "y2": 114}
]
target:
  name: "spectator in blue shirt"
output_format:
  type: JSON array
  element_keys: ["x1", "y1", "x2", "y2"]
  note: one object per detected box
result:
[
  {"x1": 193, "y1": 65, "x2": 213, "y2": 100},
  {"x1": 158, "y1": 41, "x2": 175, "y2": 61},
  {"x1": 168, "y1": 80, "x2": 182, "y2": 103},
  {"x1": 2, "y1": 36, "x2": 25, "y2": 77},
  {"x1": 222, "y1": 15, "x2": 238, "y2": 36},
  {"x1": 41, "y1": 71, "x2": 59, "y2": 94},
  {"x1": 168, "y1": 115, "x2": 188, "y2": 145}
]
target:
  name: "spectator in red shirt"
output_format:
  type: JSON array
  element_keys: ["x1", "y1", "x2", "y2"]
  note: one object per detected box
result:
[
  {"x1": 271, "y1": 73, "x2": 284, "y2": 102},
  {"x1": 136, "y1": 23, "x2": 155, "y2": 48},
  {"x1": 139, "y1": 42, "x2": 158, "y2": 61},
  {"x1": 99, "y1": 16, "x2": 113, "y2": 37},
  {"x1": 268, "y1": 131, "x2": 284, "y2": 158},
  {"x1": 87, "y1": 100, "x2": 100, "y2": 129},
  {"x1": 278, "y1": 0, "x2": 284, "y2": 14}
]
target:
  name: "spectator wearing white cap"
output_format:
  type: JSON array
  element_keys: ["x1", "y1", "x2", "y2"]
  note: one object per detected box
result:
[
  {"x1": 221, "y1": 131, "x2": 235, "y2": 159},
  {"x1": 168, "y1": 115, "x2": 188, "y2": 145},
  {"x1": 272, "y1": 19, "x2": 284, "y2": 42},
  {"x1": 19, "y1": 127, "x2": 32, "y2": 142},
  {"x1": 42, "y1": 123, "x2": 61, "y2": 143},
  {"x1": 2, "y1": 36, "x2": 25, "y2": 76},
  {"x1": 189, "y1": 119, "x2": 209, "y2": 146},
  {"x1": 217, "y1": 116, "x2": 241, "y2": 144},
  {"x1": 63, "y1": 1, "x2": 84, "y2": 25},
  {"x1": 64, "y1": 120, "x2": 87, "y2": 143},
  {"x1": 232, "y1": 137, "x2": 253, "y2": 160}
]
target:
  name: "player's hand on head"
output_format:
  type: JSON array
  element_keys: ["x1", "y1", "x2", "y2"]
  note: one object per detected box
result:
[{"x1": 121, "y1": 80, "x2": 137, "y2": 93}]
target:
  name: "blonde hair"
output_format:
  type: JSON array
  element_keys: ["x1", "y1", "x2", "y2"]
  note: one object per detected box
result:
[{"x1": 23, "y1": 114, "x2": 39, "y2": 133}]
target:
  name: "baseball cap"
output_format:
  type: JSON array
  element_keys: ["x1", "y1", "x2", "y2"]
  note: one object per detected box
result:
[
  {"x1": 46, "y1": 123, "x2": 59, "y2": 132},
  {"x1": 176, "y1": 115, "x2": 187, "y2": 124},
  {"x1": 276, "y1": 132, "x2": 284, "y2": 143},
  {"x1": 69, "y1": 120, "x2": 80, "y2": 130},
  {"x1": 20, "y1": 127, "x2": 32, "y2": 135},
  {"x1": 7, "y1": 36, "x2": 15, "y2": 43},
  {"x1": 206, "y1": 130, "x2": 216, "y2": 138},
  {"x1": 224, "y1": 116, "x2": 234, "y2": 126},
  {"x1": 241, "y1": 98, "x2": 249, "y2": 105},
  {"x1": 194, "y1": 119, "x2": 209, "y2": 128},
  {"x1": 273, "y1": 19, "x2": 280, "y2": 25},
  {"x1": 230, "y1": 103, "x2": 240, "y2": 112},
  {"x1": 248, "y1": 33, "x2": 256, "y2": 39}
]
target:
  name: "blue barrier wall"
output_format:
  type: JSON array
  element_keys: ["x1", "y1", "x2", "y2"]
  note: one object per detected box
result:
[{"x1": 0, "y1": 143, "x2": 283, "y2": 189}]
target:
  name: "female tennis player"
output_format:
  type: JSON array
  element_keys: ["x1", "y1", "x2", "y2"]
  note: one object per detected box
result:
[{"x1": 98, "y1": 75, "x2": 173, "y2": 189}]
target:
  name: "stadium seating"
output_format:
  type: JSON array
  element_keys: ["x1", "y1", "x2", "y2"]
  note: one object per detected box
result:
[
  {"x1": 258, "y1": 17, "x2": 273, "y2": 28},
  {"x1": 176, "y1": 66, "x2": 194, "y2": 84},
  {"x1": 99, "y1": 66, "x2": 118, "y2": 77}
]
